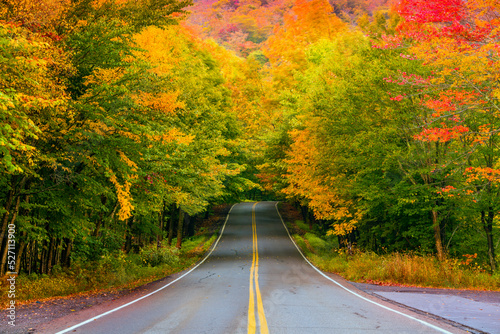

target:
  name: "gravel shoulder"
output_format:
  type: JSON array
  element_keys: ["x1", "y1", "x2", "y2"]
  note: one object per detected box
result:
[{"x1": 351, "y1": 282, "x2": 500, "y2": 334}]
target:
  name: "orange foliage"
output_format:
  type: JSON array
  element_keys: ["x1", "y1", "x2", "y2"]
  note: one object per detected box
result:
[
  {"x1": 464, "y1": 167, "x2": 500, "y2": 184},
  {"x1": 414, "y1": 124, "x2": 469, "y2": 143},
  {"x1": 134, "y1": 91, "x2": 185, "y2": 115},
  {"x1": 281, "y1": 118, "x2": 360, "y2": 234}
]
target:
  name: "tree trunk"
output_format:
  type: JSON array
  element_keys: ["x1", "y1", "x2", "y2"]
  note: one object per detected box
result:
[
  {"x1": 40, "y1": 242, "x2": 46, "y2": 274},
  {"x1": 93, "y1": 213, "x2": 103, "y2": 237},
  {"x1": 176, "y1": 208, "x2": 184, "y2": 249},
  {"x1": 299, "y1": 205, "x2": 308, "y2": 227},
  {"x1": 94, "y1": 195, "x2": 107, "y2": 237},
  {"x1": 168, "y1": 209, "x2": 174, "y2": 246},
  {"x1": 15, "y1": 232, "x2": 27, "y2": 274},
  {"x1": 157, "y1": 201, "x2": 165, "y2": 249},
  {"x1": 481, "y1": 209, "x2": 497, "y2": 272},
  {"x1": 431, "y1": 209, "x2": 445, "y2": 261},
  {"x1": 0, "y1": 187, "x2": 15, "y2": 266},
  {"x1": 0, "y1": 194, "x2": 21, "y2": 276},
  {"x1": 47, "y1": 237, "x2": 56, "y2": 274},
  {"x1": 62, "y1": 238, "x2": 73, "y2": 268},
  {"x1": 308, "y1": 210, "x2": 315, "y2": 230},
  {"x1": 124, "y1": 217, "x2": 134, "y2": 254}
]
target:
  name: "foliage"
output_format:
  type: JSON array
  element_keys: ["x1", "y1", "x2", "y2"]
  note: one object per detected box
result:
[
  {"x1": 0, "y1": 0, "x2": 255, "y2": 283},
  {"x1": 139, "y1": 243, "x2": 180, "y2": 267},
  {"x1": 2, "y1": 0, "x2": 500, "y2": 305},
  {"x1": 259, "y1": 0, "x2": 499, "y2": 273},
  {"x1": 286, "y1": 213, "x2": 500, "y2": 290}
]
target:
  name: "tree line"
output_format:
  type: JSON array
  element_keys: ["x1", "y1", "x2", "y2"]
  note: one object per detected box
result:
[
  {"x1": 1, "y1": 0, "x2": 499, "y2": 279},
  {"x1": 257, "y1": 0, "x2": 499, "y2": 272},
  {"x1": 0, "y1": 0, "x2": 265, "y2": 277}
]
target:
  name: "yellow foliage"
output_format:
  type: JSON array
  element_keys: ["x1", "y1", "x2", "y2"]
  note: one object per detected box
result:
[
  {"x1": 133, "y1": 26, "x2": 183, "y2": 76},
  {"x1": 282, "y1": 118, "x2": 361, "y2": 234},
  {"x1": 83, "y1": 68, "x2": 124, "y2": 87},
  {"x1": 265, "y1": 0, "x2": 346, "y2": 89},
  {"x1": 0, "y1": 0, "x2": 71, "y2": 31},
  {"x1": 134, "y1": 91, "x2": 185, "y2": 115},
  {"x1": 109, "y1": 171, "x2": 134, "y2": 221},
  {"x1": 118, "y1": 150, "x2": 138, "y2": 171},
  {"x1": 149, "y1": 128, "x2": 194, "y2": 145}
]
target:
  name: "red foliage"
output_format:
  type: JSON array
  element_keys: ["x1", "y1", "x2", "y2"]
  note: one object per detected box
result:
[
  {"x1": 414, "y1": 124, "x2": 469, "y2": 143},
  {"x1": 396, "y1": 0, "x2": 497, "y2": 42},
  {"x1": 396, "y1": 0, "x2": 464, "y2": 23}
]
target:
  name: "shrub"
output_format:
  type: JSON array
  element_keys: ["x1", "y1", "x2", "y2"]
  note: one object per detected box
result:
[{"x1": 139, "y1": 244, "x2": 180, "y2": 267}]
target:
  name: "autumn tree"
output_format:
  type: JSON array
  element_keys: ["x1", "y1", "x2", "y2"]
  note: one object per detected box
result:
[
  {"x1": 0, "y1": 0, "x2": 255, "y2": 276},
  {"x1": 395, "y1": 0, "x2": 500, "y2": 270}
]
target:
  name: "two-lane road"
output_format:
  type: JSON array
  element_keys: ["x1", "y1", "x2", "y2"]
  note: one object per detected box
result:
[{"x1": 46, "y1": 202, "x2": 463, "y2": 334}]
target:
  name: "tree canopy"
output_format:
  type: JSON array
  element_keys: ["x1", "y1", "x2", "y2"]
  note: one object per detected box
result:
[{"x1": 1, "y1": 0, "x2": 499, "y2": 277}]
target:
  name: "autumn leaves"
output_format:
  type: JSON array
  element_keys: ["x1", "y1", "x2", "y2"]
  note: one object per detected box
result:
[
  {"x1": 258, "y1": 0, "x2": 499, "y2": 270},
  {"x1": 0, "y1": 0, "x2": 257, "y2": 276},
  {"x1": 1, "y1": 0, "x2": 499, "y2": 279}
]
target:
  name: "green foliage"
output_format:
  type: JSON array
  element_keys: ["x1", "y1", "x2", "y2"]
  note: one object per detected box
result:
[
  {"x1": 294, "y1": 220, "x2": 310, "y2": 232},
  {"x1": 0, "y1": 0, "x2": 255, "y2": 281},
  {"x1": 139, "y1": 244, "x2": 180, "y2": 267},
  {"x1": 304, "y1": 232, "x2": 329, "y2": 254}
]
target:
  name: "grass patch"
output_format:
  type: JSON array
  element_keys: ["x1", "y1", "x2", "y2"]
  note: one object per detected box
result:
[
  {"x1": 0, "y1": 234, "x2": 216, "y2": 308},
  {"x1": 287, "y1": 220, "x2": 500, "y2": 291},
  {"x1": 295, "y1": 220, "x2": 310, "y2": 232}
]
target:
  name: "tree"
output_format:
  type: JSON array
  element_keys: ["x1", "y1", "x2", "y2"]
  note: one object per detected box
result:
[{"x1": 395, "y1": 0, "x2": 500, "y2": 270}]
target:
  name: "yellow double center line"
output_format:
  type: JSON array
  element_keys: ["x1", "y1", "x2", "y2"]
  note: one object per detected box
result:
[{"x1": 248, "y1": 202, "x2": 269, "y2": 334}]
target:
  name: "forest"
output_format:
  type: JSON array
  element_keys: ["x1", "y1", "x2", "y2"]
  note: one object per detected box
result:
[{"x1": 0, "y1": 0, "x2": 499, "y2": 292}]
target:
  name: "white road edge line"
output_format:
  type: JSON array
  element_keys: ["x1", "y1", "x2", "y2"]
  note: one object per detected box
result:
[
  {"x1": 274, "y1": 202, "x2": 453, "y2": 334},
  {"x1": 55, "y1": 204, "x2": 238, "y2": 334}
]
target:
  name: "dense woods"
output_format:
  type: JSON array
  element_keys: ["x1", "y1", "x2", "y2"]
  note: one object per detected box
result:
[
  {"x1": 0, "y1": 0, "x2": 261, "y2": 277},
  {"x1": 256, "y1": 0, "x2": 500, "y2": 272},
  {"x1": 0, "y1": 0, "x2": 499, "y2": 286}
]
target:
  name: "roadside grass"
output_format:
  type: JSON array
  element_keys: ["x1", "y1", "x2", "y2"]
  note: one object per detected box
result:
[
  {"x1": 289, "y1": 220, "x2": 500, "y2": 291},
  {"x1": 0, "y1": 234, "x2": 216, "y2": 308}
]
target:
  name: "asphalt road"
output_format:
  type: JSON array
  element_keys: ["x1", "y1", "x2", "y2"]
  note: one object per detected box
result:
[{"x1": 44, "y1": 202, "x2": 464, "y2": 334}]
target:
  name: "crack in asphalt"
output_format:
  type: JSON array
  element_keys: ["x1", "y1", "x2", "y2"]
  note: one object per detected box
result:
[{"x1": 198, "y1": 272, "x2": 215, "y2": 283}]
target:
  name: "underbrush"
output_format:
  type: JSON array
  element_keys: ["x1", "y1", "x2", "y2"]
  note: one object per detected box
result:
[
  {"x1": 290, "y1": 220, "x2": 500, "y2": 291},
  {"x1": 0, "y1": 234, "x2": 216, "y2": 307}
]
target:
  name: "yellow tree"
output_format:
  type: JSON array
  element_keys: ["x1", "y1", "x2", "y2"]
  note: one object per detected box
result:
[
  {"x1": 282, "y1": 116, "x2": 360, "y2": 236},
  {"x1": 259, "y1": 0, "x2": 349, "y2": 222},
  {"x1": 132, "y1": 25, "x2": 250, "y2": 246}
]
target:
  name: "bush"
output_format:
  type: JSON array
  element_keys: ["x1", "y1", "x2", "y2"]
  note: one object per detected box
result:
[{"x1": 139, "y1": 244, "x2": 180, "y2": 267}]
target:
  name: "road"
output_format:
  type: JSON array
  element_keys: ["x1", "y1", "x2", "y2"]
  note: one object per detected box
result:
[{"x1": 45, "y1": 202, "x2": 463, "y2": 334}]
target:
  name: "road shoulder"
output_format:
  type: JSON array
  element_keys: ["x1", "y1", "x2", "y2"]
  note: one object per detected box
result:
[{"x1": 351, "y1": 281, "x2": 500, "y2": 334}]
